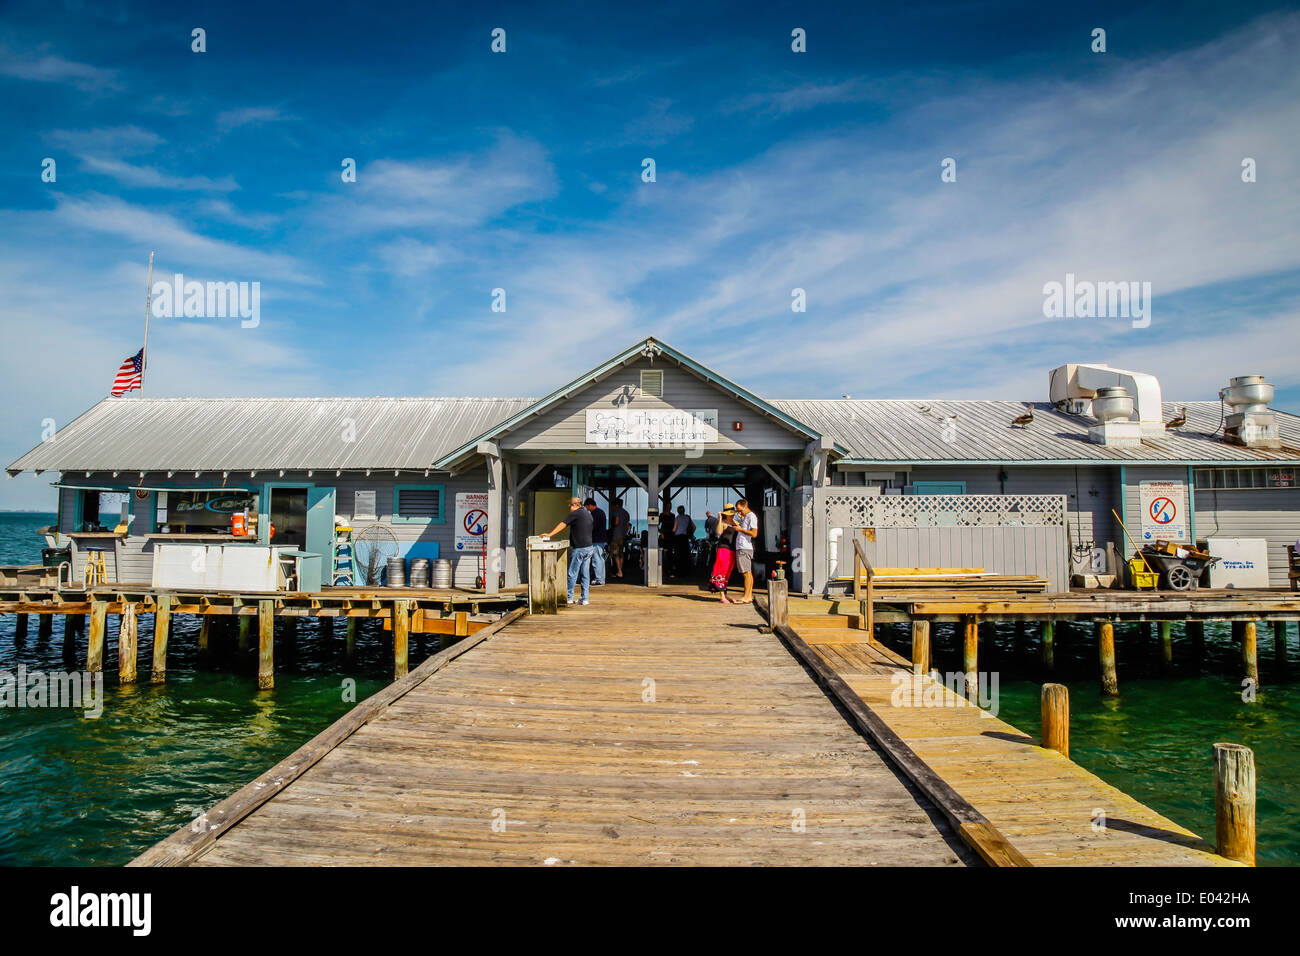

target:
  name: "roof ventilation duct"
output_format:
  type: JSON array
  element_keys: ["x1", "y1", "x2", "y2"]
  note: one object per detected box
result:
[
  {"x1": 1221, "y1": 375, "x2": 1280, "y2": 449},
  {"x1": 1050, "y1": 364, "x2": 1163, "y2": 447}
]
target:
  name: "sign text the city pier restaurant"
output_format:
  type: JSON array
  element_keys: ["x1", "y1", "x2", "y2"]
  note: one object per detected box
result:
[{"x1": 585, "y1": 408, "x2": 719, "y2": 446}]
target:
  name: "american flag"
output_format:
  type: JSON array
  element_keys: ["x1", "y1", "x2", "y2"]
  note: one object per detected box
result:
[{"x1": 111, "y1": 348, "x2": 143, "y2": 396}]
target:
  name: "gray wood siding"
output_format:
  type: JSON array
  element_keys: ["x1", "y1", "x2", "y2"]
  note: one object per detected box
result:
[
  {"x1": 503, "y1": 358, "x2": 808, "y2": 452},
  {"x1": 908, "y1": 465, "x2": 1121, "y2": 555},
  {"x1": 1194, "y1": 486, "x2": 1300, "y2": 586}
]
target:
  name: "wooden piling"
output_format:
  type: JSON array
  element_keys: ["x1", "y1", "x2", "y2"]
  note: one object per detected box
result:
[
  {"x1": 61, "y1": 614, "x2": 78, "y2": 662},
  {"x1": 151, "y1": 594, "x2": 172, "y2": 684},
  {"x1": 1040, "y1": 620, "x2": 1055, "y2": 671},
  {"x1": 963, "y1": 616, "x2": 979, "y2": 702},
  {"x1": 1213, "y1": 742, "x2": 1256, "y2": 866},
  {"x1": 1098, "y1": 620, "x2": 1118, "y2": 698},
  {"x1": 1040, "y1": 683, "x2": 1069, "y2": 758},
  {"x1": 14, "y1": 613, "x2": 28, "y2": 642},
  {"x1": 237, "y1": 613, "x2": 252, "y2": 652},
  {"x1": 257, "y1": 600, "x2": 274, "y2": 691},
  {"x1": 1273, "y1": 620, "x2": 1287, "y2": 670},
  {"x1": 454, "y1": 610, "x2": 469, "y2": 638},
  {"x1": 1187, "y1": 620, "x2": 1205, "y2": 668},
  {"x1": 87, "y1": 602, "x2": 107, "y2": 673},
  {"x1": 118, "y1": 604, "x2": 138, "y2": 684},
  {"x1": 766, "y1": 578, "x2": 789, "y2": 629},
  {"x1": 1242, "y1": 620, "x2": 1259, "y2": 688},
  {"x1": 37, "y1": 613, "x2": 52, "y2": 639},
  {"x1": 911, "y1": 619, "x2": 931, "y2": 676},
  {"x1": 198, "y1": 616, "x2": 212, "y2": 657},
  {"x1": 321, "y1": 615, "x2": 334, "y2": 640},
  {"x1": 393, "y1": 600, "x2": 411, "y2": 679},
  {"x1": 1159, "y1": 621, "x2": 1174, "y2": 673},
  {"x1": 345, "y1": 618, "x2": 357, "y2": 661}
]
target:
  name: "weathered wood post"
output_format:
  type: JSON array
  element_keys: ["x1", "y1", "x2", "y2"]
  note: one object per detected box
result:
[
  {"x1": 1242, "y1": 620, "x2": 1259, "y2": 689},
  {"x1": 393, "y1": 600, "x2": 411, "y2": 678},
  {"x1": 118, "y1": 604, "x2": 138, "y2": 684},
  {"x1": 454, "y1": 610, "x2": 469, "y2": 638},
  {"x1": 87, "y1": 601, "x2": 107, "y2": 673},
  {"x1": 321, "y1": 615, "x2": 334, "y2": 641},
  {"x1": 1187, "y1": 619, "x2": 1205, "y2": 669},
  {"x1": 963, "y1": 615, "x2": 979, "y2": 702},
  {"x1": 911, "y1": 619, "x2": 931, "y2": 676},
  {"x1": 197, "y1": 615, "x2": 212, "y2": 661},
  {"x1": 345, "y1": 617, "x2": 358, "y2": 661},
  {"x1": 1275, "y1": 620, "x2": 1288, "y2": 670},
  {"x1": 257, "y1": 599, "x2": 274, "y2": 690},
  {"x1": 37, "y1": 613, "x2": 52, "y2": 640},
  {"x1": 151, "y1": 594, "x2": 172, "y2": 684},
  {"x1": 1041, "y1": 620, "x2": 1055, "y2": 671},
  {"x1": 1159, "y1": 620, "x2": 1174, "y2": 673},
  {"x1": 767, "y1": 577, "x2": 789, "y2": 629},
  {"x1": 1098, "y1": 620, "x2": 1119, "y2": 697},
  {"x1": 61, "y1": 614, "x2": 79, "y2": 663},
  {"x1": 1213, "y1": 742, "x2": 1256, "y2": 866},
  {"x1": 14, "y1": 613, "x2": 28, "y2": 642},
  {"x1": 1041, "y1": 683, "x2": 1069, "y2": 757},
  {"x1": 237, "y1": 613, "x2": 252, "y2": 652}
]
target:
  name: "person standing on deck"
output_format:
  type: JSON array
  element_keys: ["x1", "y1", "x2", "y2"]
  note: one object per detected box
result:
[
  {"x1": 731, "y1": 498, "x2": 759, "y2": 604},
  {"x1": 585, "y1": 498, "x2": 608, "y2": 586},
  {"x1": 541, "y1": 497, "x2": 595, "y2": 606},
  {"x1": 712, "y1": 504, "x2": 738, "y2": 601},
  {"x1": 673, "y1": 505, "x2": 692, "y2": 578},
  {"x1": 609, "y1": 497, "x2": 631, "y2": 578}
]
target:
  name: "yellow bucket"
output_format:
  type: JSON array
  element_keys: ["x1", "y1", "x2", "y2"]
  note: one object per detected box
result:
[{"x1": 1128, "y1": 558, "x2": 1159, "y2": 590}]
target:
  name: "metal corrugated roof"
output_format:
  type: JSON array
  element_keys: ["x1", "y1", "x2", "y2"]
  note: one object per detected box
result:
[
  {"x1": 769, "y1": 400, "x2": 1300, "y2": 464},
  {"x1": 7, "y1": 397, "x2": 535, "y2": 473}
]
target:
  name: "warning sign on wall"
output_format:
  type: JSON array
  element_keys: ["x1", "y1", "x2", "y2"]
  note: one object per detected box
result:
[
  {"x1": 455, "y1": 492, "x2": 489, "y2": 553},
  {"x1": 1139, "y1": 480, "x2": 1188, "y2": 542}
]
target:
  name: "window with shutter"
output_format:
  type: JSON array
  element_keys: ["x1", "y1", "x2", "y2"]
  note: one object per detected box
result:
[
  {"x1": 640, "y1": 369, "x2": 663, "y2": 397},
  {"x1": 393, "y1": 485, "x2": 445, "y2": 523}
]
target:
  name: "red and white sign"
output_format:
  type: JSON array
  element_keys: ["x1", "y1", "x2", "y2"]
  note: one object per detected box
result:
[{"x1": 455, "y1": 492, "x2": 489, "y2": 553}]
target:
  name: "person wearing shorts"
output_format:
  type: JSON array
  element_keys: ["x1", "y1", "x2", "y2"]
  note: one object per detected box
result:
[
  {"x1": 609, "y1": 497, "x2": 630, "y2": 578},
  {"x1": 731, "y1": 498, "x2": 759, "y2": 604}
]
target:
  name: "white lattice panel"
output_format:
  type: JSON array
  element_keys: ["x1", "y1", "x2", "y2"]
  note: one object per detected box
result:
[{"x1": 821, "y1": 493, "x2": 1065, "y2": 529}]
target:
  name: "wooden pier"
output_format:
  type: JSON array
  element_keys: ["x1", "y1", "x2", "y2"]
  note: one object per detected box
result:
[
  {"x1": 0, "y1": 585, "x2": 524, "y2": 686},
  {"x1": 131, "y1": 585, "x2": 1245, "y2": 867}
]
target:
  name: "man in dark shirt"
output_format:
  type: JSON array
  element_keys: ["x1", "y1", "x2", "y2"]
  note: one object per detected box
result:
[
  {"x1": 541, "y1": 497, "x2": 595, "y2": 605},
  {"x1": 584, "y1": 498, "x2": 608, "y2": 586}
]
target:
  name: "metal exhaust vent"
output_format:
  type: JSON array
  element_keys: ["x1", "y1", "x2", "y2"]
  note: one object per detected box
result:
[{"x1": 640, "y1": 369, "x2": 663, "y2": 397}]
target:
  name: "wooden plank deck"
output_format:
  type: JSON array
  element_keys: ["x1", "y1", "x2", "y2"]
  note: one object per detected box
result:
[
  {"x1": 780, "y1": 626, "x2": 1240, "y2": 866},
  {"x1": 141, "y1": 586, "x2": 973, "y2": 866}
]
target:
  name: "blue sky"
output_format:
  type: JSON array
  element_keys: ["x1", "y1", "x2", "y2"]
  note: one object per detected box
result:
[{"x1": 2, "y1": 0, "x2": 1299, "y2": 509}]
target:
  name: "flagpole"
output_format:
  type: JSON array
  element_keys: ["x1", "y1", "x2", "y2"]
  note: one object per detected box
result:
[{"x1": 140, "y1": 251, "x2": 154, "y2": 397}]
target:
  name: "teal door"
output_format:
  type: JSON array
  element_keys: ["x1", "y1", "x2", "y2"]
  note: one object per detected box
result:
[{"x1": 303, "y1": 487, "x2": 335, "y2": 591}]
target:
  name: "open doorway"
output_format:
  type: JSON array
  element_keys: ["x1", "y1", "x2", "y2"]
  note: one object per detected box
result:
[{"x1": 268, "y1": 487, "x2": 308, "y2": 551}]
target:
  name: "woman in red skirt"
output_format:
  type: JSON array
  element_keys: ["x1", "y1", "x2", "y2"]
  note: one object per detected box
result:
[{"x1": 711, "y1": 504, "x2": 738, "y2": 603}]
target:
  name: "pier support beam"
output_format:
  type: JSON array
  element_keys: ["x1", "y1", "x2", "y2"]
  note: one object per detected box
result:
[
  {"x1": 37, "y1": 613, "x2": 52, "y2": 640},
  {"x1": 151, "y1": 595, "x2": 172, "y2": 684},
  {"x1": 345, "y1": 618, "x2": 357, "y2": 661},
  {"x1": 1041, "y1": 683, "x2": 1069, "y2": 758},
  {"x1": 118, "y1": 604, "x2": 138, "y2": 684},
  {"x1": 237, "y1": 613, "x2": 252, "y2": 652},
  {"x1": 962, "y1": 616, "x2": 978, "y2": 703},
  {"x1": 911, "y1": 619, "x2": 930, "y2": 676},
  {"x1": 61, "y1": 614, "x2": 79, "y2": 664},
  {"x1": 766, "y1": 578, "x2": 789, "y2": 629},
  {"x1": 14, "y1": 613, "x2": 28, "y2": 642},
  {"x1": 1159, "y1": 621, "x2": 1174, "y2": 673},
  {"x1": 257, "y1": 600, "x2": 274, "y2": 690},
  {"x1": 1242, "y1": 620, "x2": 1259, "y2": 689},
  {"x1": 321, "y1": 615, "x2": 334, "y2": 641},
  {"x1": 1213, "y1": 742, "x2": 1256, "y2": 866},
  {"x1": 87, "y1": 602, "x2": 107, "y2": 673},
  {"x1": 1098, "y1": 620, "x2": 1119, "y2": 698},
  {"x1": 393, "y1": 600, "x2": 411, "y2": 679},
  {"x1": 1274, "y1": 621, "x2": 1287, "y2": 671},
  {"x1": 198, "y1": 616, "x2": 212, "y2": 663},
  {"x1": 1040, "y1": 620, "x2": 1055, "y2": 672},
  {"x1": 1187, "y1": 620, "x2": 1205, "y2": 669}
]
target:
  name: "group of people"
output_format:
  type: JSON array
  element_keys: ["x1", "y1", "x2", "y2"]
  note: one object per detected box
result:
[{"x1": 541, "y1": 495, "x2": 759, "y2": 606}]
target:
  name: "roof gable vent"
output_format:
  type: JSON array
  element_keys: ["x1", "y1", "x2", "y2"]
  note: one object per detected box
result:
[{"x1": 640, "y1": 369, "x2": 663, "y2": 397}]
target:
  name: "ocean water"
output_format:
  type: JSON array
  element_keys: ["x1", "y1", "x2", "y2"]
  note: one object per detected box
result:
[
  {"x1": 0, "y1": 513, "x2": 398, "y2": 865},
  {"x1": 876, "y1": 617, "x2": 1299, "y2": 866}
]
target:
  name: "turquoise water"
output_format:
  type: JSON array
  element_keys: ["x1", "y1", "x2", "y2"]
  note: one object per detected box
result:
[
  {"x1": 0, "y1": 513, "x2": 402, "y2": 865},
  {"x1": 877, "y1": 617, "x2": 1300, "y2": 866}
]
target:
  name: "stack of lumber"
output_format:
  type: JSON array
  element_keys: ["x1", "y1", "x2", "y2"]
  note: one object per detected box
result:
[{"x1": 834, "y1": 568, "x2": 1050, "y2": 594}]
